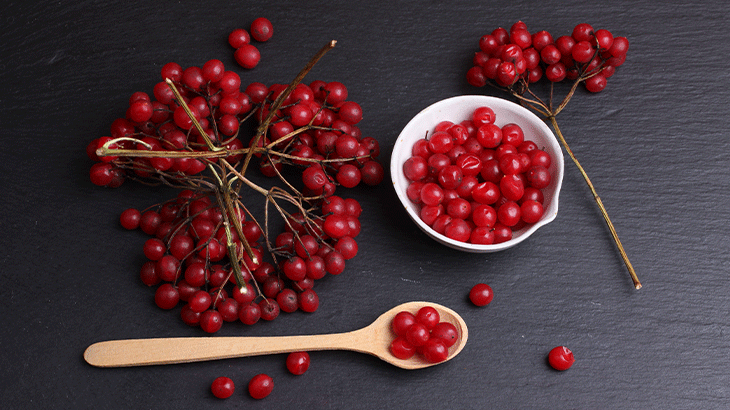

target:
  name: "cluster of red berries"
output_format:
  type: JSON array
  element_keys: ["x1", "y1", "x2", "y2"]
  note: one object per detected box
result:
[
  {"x1": 87, "y1": 59, "x2": 382, "y2": 189},
  {"x1": 229, "y1": 17, "x2": 273, "y2": 70},
  {"x1": 244, "y1": 79, "x2": 384, "y2": 189},
  {"x1": 389, "y1": 306, "x2": 459, "y2": 364},
  {"x1": 402, "y1": 106, "x2": 553, "y2": 245},
  {"x1": 122, "y1": 189, "x2": 365, "y2": 332},
  {"x1": 211, "y1": 351, "x2": 309, "y2": 400},
  {"x1": 466, "y1": 21, "x2": 629, "y2": 93},
  {"x1": 87, "y1": 25, "x2": 384, "y2": 332}
]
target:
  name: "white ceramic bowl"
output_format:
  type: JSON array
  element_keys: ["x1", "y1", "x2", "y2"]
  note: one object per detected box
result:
[{"x1": 390, "y1": 95, "x2": 564, "y2": 252}]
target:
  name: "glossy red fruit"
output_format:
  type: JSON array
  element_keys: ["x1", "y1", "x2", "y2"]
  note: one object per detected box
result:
[
  {"x1": 248, "y1": 373, "x2": 274, "y2": 399},
  {"x1": 548, "y1": 346, "x2": 575, "y2": 371},
  {"x1": 211, "y1": 376, "x2": 235, "y2": 399},
  {"x1": 286, "y1": 352, "x2": 311, "y2": 375},
  {"x1": 250, "y1": 17, "x2": 273, "y2": 42},
  {"x1": 469, "y1": 283, "x2": 494, "y2": 306}
]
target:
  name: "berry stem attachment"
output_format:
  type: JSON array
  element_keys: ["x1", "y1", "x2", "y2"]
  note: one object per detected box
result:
[{"x1": 547, "y1": 115, "x2": 641, "y2": 289}]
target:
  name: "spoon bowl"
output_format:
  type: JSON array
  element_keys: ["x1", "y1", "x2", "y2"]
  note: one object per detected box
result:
[{"x1": 84, "y1": 301, "x2": 468, "y2": 370}]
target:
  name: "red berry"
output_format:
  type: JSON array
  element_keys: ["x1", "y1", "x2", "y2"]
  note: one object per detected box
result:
[
  {"x1": 572, "y1": 23, "x2": 594, "y2": 42},
  {"x1": 430, "y1": 322, "x2": 459, "y2": 347},
  {"x1": 200, "y1": 310, "x2": 223, "y2": 333},
  {"x1": 298, "y1": 288, "x2": 320, "y2": 312},
  {"x1": 228, "y1": 28, "x2": 250, "y2": 48},
  {"x1": 391, "y1": 311, "x2": 417, "y2": 336},
  {"x1": 286, "y1": 352, "x2": 311, "y2": 375},
  {"x1": 469, "y1": 283, "x2": 494, "y2": 306},
  {"x1": 421, "y1": 338, "x2": 449, "y2": 363},
  {"x1": 248, "y1": 373, "x2": 274, "y2": 399},
  {"x1": 250, "y1": 17, "x2": 273, "y2": 42},
  {"x1": 415, "y1": 306, "x2": 440, "y2": 330},
  {"x1": 119, "y1": 208, "x2": 141, "y2": 230},
  {"x1": 234, "y1": 44, "x2": 261, "y2": 69},
  {"x1": 211, "y1": 376, "x2": 235, "y2": 399},
  {"x1": 390, "y1": 337, "x2": 416, "y2": 360},
  {"x1": 405, "y1": 323, "x2": 430, "y2": 347},
  {"x1": 548, "y1": 346, "x2": 575, "y2": 371},
  {"x1": 584, "y1": 73, "x2": 608, "y2": 93},
  {"x1": 154, "y1": 283, "x2": 179, "y2": 310}
]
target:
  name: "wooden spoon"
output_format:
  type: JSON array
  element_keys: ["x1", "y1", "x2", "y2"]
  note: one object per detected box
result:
[{"x1": 84, "y1": 301, "x2": 468, "y2": 370}]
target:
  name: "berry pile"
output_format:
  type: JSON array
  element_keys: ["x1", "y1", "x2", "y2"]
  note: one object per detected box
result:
[
  {"x1": 466, "y1": 21, "x2": 628, "y2": 93},
  {"x1": 87, "y1": 36, "x2": 385, "y2": 332},
  {"x1": 402, "y1": 105, "x2": 553, "y2": 245},
  {"x1": 389, "y1": 306, "x2": 459, "y2": 364}
]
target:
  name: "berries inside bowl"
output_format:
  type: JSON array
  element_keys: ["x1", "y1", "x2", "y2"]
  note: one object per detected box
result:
[{"x1": 390, "y1": 95, "x2": 564, "y2": 252}]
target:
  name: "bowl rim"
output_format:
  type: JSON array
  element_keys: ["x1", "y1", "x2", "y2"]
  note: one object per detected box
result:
[{"x1": 390, "y1": 95, "x2": 564, "y2": 253}]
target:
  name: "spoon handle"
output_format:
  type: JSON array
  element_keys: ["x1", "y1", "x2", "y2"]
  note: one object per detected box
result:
[{"x1": 85, "y1": 330, "x2": 369, "y2": 367}]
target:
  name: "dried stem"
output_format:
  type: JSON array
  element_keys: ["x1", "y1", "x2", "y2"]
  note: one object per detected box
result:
[
  {"x1": 547, "y1": 116, "x2": 641, "y2": 289},
  {"x1": 496, "y1": 64, "x2": 642, "y2": 290}
]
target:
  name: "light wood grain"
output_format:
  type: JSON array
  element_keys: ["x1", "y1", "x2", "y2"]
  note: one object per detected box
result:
[{"x1": 84, "y1": 301, "x2": 468, "y2": 370}]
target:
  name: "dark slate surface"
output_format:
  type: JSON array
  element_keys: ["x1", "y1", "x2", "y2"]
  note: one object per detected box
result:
[{"x1": 1, "y1": 1, "x2": 729, "y2": 408}]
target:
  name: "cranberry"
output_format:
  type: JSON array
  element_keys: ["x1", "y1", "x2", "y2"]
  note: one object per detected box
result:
[
  {"x1": 248, "y1": 373, "x2": 274, "y2": 399},
  {"x1": 548, "y1": 346, "x2": 575, "y2": 371},
  {"x1": 469, "y1": 283, "x2": 494, "y2": 306},
  {"x1": 286, "y1": 352, "x2": 311, "y2": 375},
  {"x1": 211, "y1": 376, "x2": 235, "y2": 399}
]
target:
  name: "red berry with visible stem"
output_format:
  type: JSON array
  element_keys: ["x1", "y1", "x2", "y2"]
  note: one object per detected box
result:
[
  {"x1": 189, "y1": 290, "x2": 212, "y2": 313},
  {"x1": 250, "y1": 17, "x2": 273, "y2": 42},
  {"x1": 259, "y1": 298, "x2": 280, "y2": 321},
  {"x1": 298, "y1": 288, "x2": 320, "y2": 312},
  {"x1": 572, "y1": 23, "x2": 594, "y2": 42},
  {"x1": 585, "y1": 73, "x2": 608, "y2": 93},
  {"x1": 211, "y1": 376, "x2": 235, "y2": 399},
  {"x1": 276, "y1": 288, "x2": 299, "y2": 313},
  {"x1": 548, "y1": 346, "x2": 575, "y2": 371},
  {"x1": 218, "y1": 298, "x2": 239, "y2": 322},
  {"x1": 286, "y1": 352, "x2": 311, "y2": 375},
  {"x1": 323, "y1": 81, "x2": 348, "y2": 104},
  {"x1": 572, "y1": 40, "x2": 595, "y2": 64},
  {"x1": 594, "y1": 29, "x2": 614, "y2": 51},
  {"x1": 239, "y1": 302, "x2": 261, "y2": 325},
  {"x1": 469, "y1": 283, "x2": 494, "y2": 306},
  {"x1": 248, "y1": 373, "x2": 274, "y2": 399}
]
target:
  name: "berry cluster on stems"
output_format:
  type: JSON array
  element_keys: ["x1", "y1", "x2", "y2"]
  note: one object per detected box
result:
[
  {"x1": 87, "y1": 40, "x2": 386, "y2": 332},
  {"x1": 466, "y1": 21, "x2": 640, "y2": 289}
]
